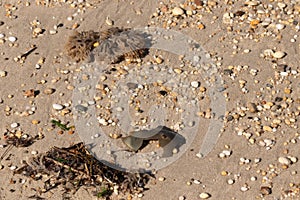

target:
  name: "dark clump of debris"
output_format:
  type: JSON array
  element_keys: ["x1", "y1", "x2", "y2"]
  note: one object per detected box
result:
[
  {"x1": 65, "y1": 27, "x2": 150, "y2": 64},
  {"x1": 14, "y1": 142, "x2": 152, "y2": 199}
]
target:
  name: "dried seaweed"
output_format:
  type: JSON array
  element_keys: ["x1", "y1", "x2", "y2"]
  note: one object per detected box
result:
[
  {"x1": 65, "y1": 30, "x2": 100, "y2": 62},
  {"x1": 93, "y1": 28, "x2": 150, "y2": 64},
  {"x1": 65, "y1": 27, "x2": 150, "y2": 64},
  {"x1": 14, "y1": 142, "x2": 152, "y2": 199}
]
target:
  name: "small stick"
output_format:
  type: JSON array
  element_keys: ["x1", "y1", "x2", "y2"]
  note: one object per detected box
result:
[{"x1": 21, "y1": 45, "x2": 37, "y2": 59}]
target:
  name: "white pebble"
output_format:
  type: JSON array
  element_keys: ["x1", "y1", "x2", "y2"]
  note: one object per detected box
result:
[
  {"x1": 49, "y1": 30, "x2": 57, "y2": 35},
  {"x1": 172, "y1": 7, "x2": 184, "y2": 16},
  {"x1": 0, "y1": 33, "x2": 5, "y2": 38},
  {"x1": 227, "y1": 179, "x2": 235, "y2": 184},
  {"x1": 240, "y1": 186, "x2": 249, "y2": 192},
  {"x1": 11, "y1": 122, "x2": 19, "y2": 128},
  {"x1": 272, "y1": 51, "x2": 286, "y2": 59},
  {"x1": 52, "y1": 103, "x2": 63, "y2": 110},
  {"x1": 199, "y1": 192, "x2": 211, "y2": 199},
  {"x1": 10, "y1": 166, "x2": 17, "y2": 170},
  {"x1": 179, "y1": 196, "x2": 185, "y2": 200},
  {"x1": 278, "y1": 157, "x2": 291, "y2": 165},
  {"x1": 0, "y1": 70, "x2": 7, "y2": 77},
  {"x1": 276, "y1": 24, "x2": 285, "y2": 30},
  {"x1": 191, "y1": 81, "x2": 200, "y2": 88},
  {"x1": 193, "y1": 179, "x2": 201, "y2": 184},
  {"x1": 158, "y1": 177, "x2": 165, "y2": 181},
  {"x1": 8, "y1": 36, "x2": 17, "y2": 42},
  {"x1": 31, "y1": 150, "x2": 38, "y2": 155}
]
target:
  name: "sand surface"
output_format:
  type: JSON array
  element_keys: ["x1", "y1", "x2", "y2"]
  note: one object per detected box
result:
[{"x1": 0, "y1": 0, "x2": 300, "y2": 199}]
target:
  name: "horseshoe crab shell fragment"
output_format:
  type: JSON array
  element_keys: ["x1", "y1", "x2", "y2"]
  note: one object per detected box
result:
[{"x1": 122, "y1": 126, "x2": 186, "y2": 157}]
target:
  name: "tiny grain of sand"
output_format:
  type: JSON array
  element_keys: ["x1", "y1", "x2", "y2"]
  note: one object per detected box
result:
[{"x1": 0, "y1": 0, "x2": 300, "y2": 200}]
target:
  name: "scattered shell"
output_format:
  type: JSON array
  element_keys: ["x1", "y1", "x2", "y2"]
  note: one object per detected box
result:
[
  {"x1": 172, "y1": 7, "x2": 184, "y2": 16},
  {"x1": 52, "y1": 103, "x2": 63, "y2": 110},
  {"x1": 272, "y1": 51, "x2": 286, "y2": 59},
  {"x1": 199, "y1": 192, "x2": 211, "y2": 199},
  {"x1": 105, "y1": 17, "x2": 114, "y2": 26}
]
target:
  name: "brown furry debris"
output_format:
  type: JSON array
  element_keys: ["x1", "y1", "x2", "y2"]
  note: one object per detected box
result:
[
  {"x1": 93, "y1": 28, "x2": 150, "y2": 64},
  {"x1": 65, "y1": 27, "x2": 150, "y2": 64},
  {"x1": 64, "y1": 30, "x2": 100, "y2": 62}
]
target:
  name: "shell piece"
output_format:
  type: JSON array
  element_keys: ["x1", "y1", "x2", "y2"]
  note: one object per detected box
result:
[
  {"x1": 122, "y1": 136, "x2": 144, "y2": 151},
  {"x1": 65, "y1": 30, "x2": 100, "y2": 62}
]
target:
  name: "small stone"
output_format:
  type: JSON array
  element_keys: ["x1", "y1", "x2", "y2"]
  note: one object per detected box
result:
[
  {"x1": 172, "y1": 7, "x2": 184, "y2": 16},
  {"x1": 31, "y1": 150, "x2": 38, "y2": 155},
  {"x1": 191, "y1": 81, "x2": 200, "y2": 88},
  {"x1": 247, "y1": 102, "x2": 258, "y2": 113},
  {"x1": 53, "y1": 103, "x2": 63, "y2": 110},
  {"x1": 178, "y1": 196, "x2": 185, "y2": 200},
  {"x1": 199, "y1": 192, "x2": 211, "y2": 199},
  {"x1": 8, "y1": 36, "x2": 17, "y2": 42},
  {"x1": 0, "y1": 70, "x2": 7, "y2": 77},
  {"x1": 33, "y1": 27, "x2": 43, "y2": 35},
  {"x1": 158, "y1": 177, "x2": 165, "y2": 181},
  {"x1": 49, "y1": 30, "x2": 57, "y2": 35},
  {"x1": 193, "y1": 179, "x2": 201, "y2": 184},
  {"x1": 284, "y1": 88, "x2": 292, "y2": 94},
  {"x1": 75, "y1": 104, "x2": 88, "y2": 112},
  {"x1": 11, "y1": 122, "x2": 19, "y2": 128},
  {"x1": 260, "y1": 186, "x2": 272, "y2": 195},
  {"x1": 44, "y1": 88, "x2": 55, "y2": 95},
  {"x1": 272, "y1": 51, "x2": 286, "y2": 59},
  {"x1": 263, "y1": 126, "x2": 272, "y2": 132},
  {"x1": 9, "y1": 166, "x2": 17, "y2": 170},
  {"x1": 278, "y1": 157, "x2": 291, "y2": 165},
  {"x1": 240, "y1": 186, "x2": 249, "y2": 192},
  {"x1": 276, "y1": 24, "x2": 285, "y2": 30},
  {"x1": 31, "y1": 120, "x2": 40, "y2": 125},
  {"x1": 227, "y1": 179, "x2": 235, "y2": 185}
]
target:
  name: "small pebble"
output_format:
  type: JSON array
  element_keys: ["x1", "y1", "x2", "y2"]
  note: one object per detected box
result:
[
  {"x1": 53, "y1": 103, "x2": 63, "y2": 110},
  {"x1": 191, "y1": 81, "x2": 200, "y2": 88},
  {"x1": 278, "y1": 157, "x2": 291, "y2": 165},
  {"x1": 11, "y1": 122, "x2": 19, "y2": 128},
  {"x1": 227, "y1": 179, "x2": 235, "y2": 185},
  {"x1": 0, "y1": 70, "x2": 7, "y2": 77},
  {"x1": 260, "y1": 186, "x2": 272, "y2": 195},
  {"x1": 272, "y1": 51, "x2": 286, "y2": 59},
  {"x1": 44, "y1": 88, "x2": 55, "y2": 95},
  {"x1": 31, "y1": 150, "x2": 38, "y2": 155},
  {"x1": 199, "y1": 192, "x2": 211, "y2": 199},
  {"x1": 9, "y1": 166, "x2": 17, "y2": 170},
  {"x1": 158, "y1": 177, "x2": 165, "y2": 181},
  {"x1": 172, "y1": 7, "x2": 184, "y2": 16},
  {"x1": 8, "y1": 36, "x2": 17, "y2": 42},
  {"x1": 178, "y1": 196, "x2": 185, "y2": 200}
]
